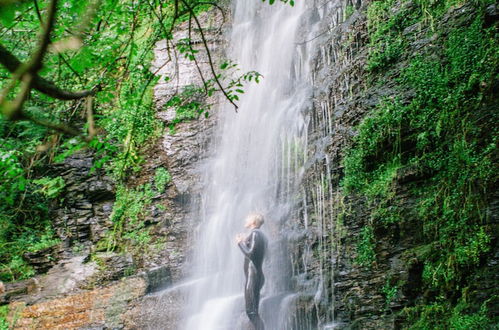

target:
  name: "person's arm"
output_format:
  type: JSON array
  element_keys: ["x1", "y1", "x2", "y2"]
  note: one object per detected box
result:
[{"x1": 238, "y1": 231, "x2": 257, "y2": 258}]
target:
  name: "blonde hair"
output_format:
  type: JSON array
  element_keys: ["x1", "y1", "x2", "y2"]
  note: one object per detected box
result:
[{"x1": 246, "y1": 213, "x2": 265, "y2": 228}]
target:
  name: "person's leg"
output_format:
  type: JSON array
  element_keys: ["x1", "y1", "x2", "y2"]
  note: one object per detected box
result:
[
  {"x1": 253, "y1": 274, "x2": 265, "y2": 330},
  {"x1": 249, "y1": 313, "x2": 265, "y2": 330},
  {"x1": 247, "y1": 311, "x2": 264, "y2": 330},
  {"x1": 245, "y1": 277, "x2": 257, "y2": 329},
  {"x1": 246, "y1": 274, "x2": 265, "y2": 330}
]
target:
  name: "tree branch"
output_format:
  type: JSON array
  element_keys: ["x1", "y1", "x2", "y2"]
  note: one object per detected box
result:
[
  {"x1": 0, "y1": 43, "x2": 95, "y2": 100},
  {"x1": 24, "y1": 111, "x2": 83, "y2": 136},
  {"x1": 0, "y1": 0, "x2": 60, "y2": 120},
  {"x1": 180, "y1": 0, "x2": 238, "y2": 111}
]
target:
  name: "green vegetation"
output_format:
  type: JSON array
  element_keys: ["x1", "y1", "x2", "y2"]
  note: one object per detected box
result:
[
  {"x1": 33, "y1": 177, "x2": 66, "y2": 199},
  {"x1": 382, "y1": 277, "x2": 398, "y2": 309},
  {"x1": 263, "y1": 0, "x2": 295, "y2": 6},
  {"x1": 343, "y1": 0, "x2": 498, "y2": 327},
  {"x1": 355, "y1": 226, "x2": 376, "y2": 268},
  {"x1": 0, "y1": 0, "x2": 258, "y2": 282},
  {"x1": 0, "y1": 305, "x2": 9, "y2": 330},
  {"x1": 403, "y1": 295, "x2": 496, "y2": 330},
  {"x1": 99, "y1": 183, "x2": 154, "y2": 255},
  {"x1": 154, "y1": 167, "x2": 171, "y2": 193},
  {"x1": 344, "y1": 4, "x2": 355, "y2": 21},
  {"x1": 365, "y1": 0, "x2": 405, "y2": 72}
]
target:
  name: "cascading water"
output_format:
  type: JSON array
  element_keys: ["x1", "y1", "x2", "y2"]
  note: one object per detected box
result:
[{"x1": 183, "y1": 1, "x2": 320, "y2": 329}]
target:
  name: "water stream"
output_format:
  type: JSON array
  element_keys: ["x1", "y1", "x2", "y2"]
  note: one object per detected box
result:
[{"x1": 183, "y1": 1, "x2": 320, "y2": 329}]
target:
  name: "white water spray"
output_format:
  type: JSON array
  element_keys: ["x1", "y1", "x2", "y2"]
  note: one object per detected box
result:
[{"x1": 183, "y1": 1, "x2": 319, "y2": 329}]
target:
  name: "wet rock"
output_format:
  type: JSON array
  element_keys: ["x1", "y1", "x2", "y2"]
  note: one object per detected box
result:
[
  {"x1": 289, "y1": 1, "x2": 498, "y2": 328},
  {"x1": 23, "y1": 244, "x2": 62, "y2": 274},
  {"x1": 91, "y1": 252, "x2": 134, "y2": 283},
  {"x1": 143, "y1": 266, "x2": 172, "y2": 293},
  {"x1": 48, "y1": 151, "x2": 115, "y2": 249},
  {"x1": 3, "y1": 256, "x2": 97, "y2": 305}
]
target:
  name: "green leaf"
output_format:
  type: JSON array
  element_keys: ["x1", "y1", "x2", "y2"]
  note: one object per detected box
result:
[{"x1": 0, "y1": 4, "x2": 16, "y2": 27}]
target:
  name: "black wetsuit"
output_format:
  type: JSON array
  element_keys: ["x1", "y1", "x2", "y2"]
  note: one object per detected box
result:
[{"x1": 238, "y1": 229, "x2": 267, "y2": 330}]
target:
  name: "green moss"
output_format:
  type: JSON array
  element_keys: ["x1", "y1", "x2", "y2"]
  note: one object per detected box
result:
[
  {"x1": 101, "y1": 183, "x2": 155, "y2": 254},
  {"x1": 154, "y1": 167, "x2": 171, "y2": 193},
  {"x1": 355, "y1": 226, "x2": 376, "y2": 268},
  {"x1": 343, "y1": 0, "x2": 498, "y2": 327},
  {"x1": 402, "y1": 295, "x2": 496, "y2": 329}
]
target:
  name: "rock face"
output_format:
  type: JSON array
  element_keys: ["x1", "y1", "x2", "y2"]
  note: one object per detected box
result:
[
  {"x1": 287, "y1": 1, "x2": 498, "y2": 328},
  {"x1": 124, "y1": 8, "x2": 224, "y2": 328},
  {"x1": 152, "y1": 12, "x2": 223, "y2": 196},
  {"x1": 49, "y1": 151, "x2": 115, "y2": 249}
]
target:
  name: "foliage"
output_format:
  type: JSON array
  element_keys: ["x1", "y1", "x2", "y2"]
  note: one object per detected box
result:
[
  {"x1": 33, "y1": 176, "x2": 65, "y2": 199},
  {"x1": 0, "y1": 127, "x2": 59, "y2": 280},
  {"x1": 165, "y1": 84, "x2": 209, "y2": 131},
  {"x1": 0, "y1": 256, "x2": 35, "y2": 282},
  {"x1": 0, "y1": 146, "x2": 26, "y2": 206},
  {"x1": 164, "y1": 64, "x2": 261, "y2": 133},
  {"x1": 0, "y1": 305, "x2": 9, "y2": 330},
  {"x1": 344, "y1": 5, "x2": 355, "y2": 20},
  {"x1": 366, "y1": 0, "x2": 496, "y2": 72},
  {"x1": 262, "y1": 0, "x2": 295, "y2": 6},
  {"x1": 402, "y1": 295, "x2": 495, "y2": 329},
  {"x1": 26, "y1": 230, "x2": 61, "y2": 253},
  {"x1": 344, "y1": 0, "x2": 498, "y2": 327},
  {"x1": 100, "y1": 184, "x2": 154, "y2": 254},
  {"x1": 154, "y1": 167, "x2": 171, "y2": 193},
  {"x1": 382, "y1": 277, "x2": 398, "y2": 309},
  {"x1": 355, "y1": 226, "x2": 376, "y2": 268},
  {"x1": 366, "y1": 0, "x2": 405, "y2": 72}
]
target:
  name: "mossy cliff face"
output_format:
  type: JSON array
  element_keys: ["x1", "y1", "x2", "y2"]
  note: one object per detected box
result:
[{"x1": 293, "y1": 0, "x2": 498, "y2": 328}]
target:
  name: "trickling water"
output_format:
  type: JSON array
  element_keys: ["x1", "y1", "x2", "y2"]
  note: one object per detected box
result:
[{"x1": 182, "y1": 1, "x2": 319, "y2": 329}]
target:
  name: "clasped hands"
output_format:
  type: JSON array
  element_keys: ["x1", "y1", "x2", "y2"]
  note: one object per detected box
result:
[{"x1": 235, "y1": 233, "x2": 245, "y2": 244}]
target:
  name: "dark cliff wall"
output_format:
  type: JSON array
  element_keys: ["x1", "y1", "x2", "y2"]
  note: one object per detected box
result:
[{"x1": 294, "y1": 0, "x2": 498, "y2": 328}]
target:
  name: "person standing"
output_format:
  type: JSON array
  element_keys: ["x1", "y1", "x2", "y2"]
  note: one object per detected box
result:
[{"x1": 236, "y1": 213, "x2": 268, "y2": 330}]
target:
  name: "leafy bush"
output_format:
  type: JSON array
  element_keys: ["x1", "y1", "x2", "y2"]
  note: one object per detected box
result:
[{"x1": 154, "y1": 167, "x2": 171, "y2": 193}]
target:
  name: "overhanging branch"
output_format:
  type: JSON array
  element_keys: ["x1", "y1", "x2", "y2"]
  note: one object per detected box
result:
[{"x1": 0, "y1": 44, "x2": 95, "y2": 100}]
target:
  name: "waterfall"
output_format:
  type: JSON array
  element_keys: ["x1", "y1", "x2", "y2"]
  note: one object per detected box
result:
[{"x1": 183, "y1": 1, "x2": 319, "y2": 329}]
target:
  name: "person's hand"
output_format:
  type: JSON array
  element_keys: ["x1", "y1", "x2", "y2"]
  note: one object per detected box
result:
[{"x1": 236, "y1": 233, "x2": 244, "y2": 244}]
